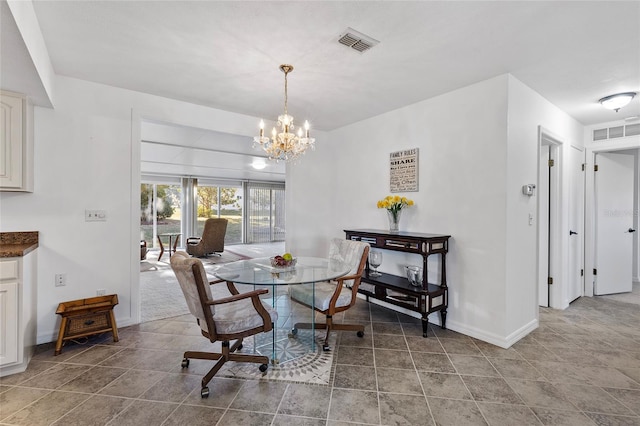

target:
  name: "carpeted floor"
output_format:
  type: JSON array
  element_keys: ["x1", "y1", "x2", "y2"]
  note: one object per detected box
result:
[{"x1": 140, "y1": 249, "x2": 251, "y2": 322}]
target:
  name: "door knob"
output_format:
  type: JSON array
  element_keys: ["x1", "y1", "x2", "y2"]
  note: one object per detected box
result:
[
  {"x1": 569, "y1": 230, "x2": 578, "y2": 235},
  {"x1": 629, "y1": 228, "x2": 637, "y2": 233}
]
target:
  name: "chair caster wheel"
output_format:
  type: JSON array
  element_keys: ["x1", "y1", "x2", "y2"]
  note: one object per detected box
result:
[
  {"x1": 288, "y1": 328, "x2": 298, "y2": 338},
  {"x1": 322, "y1": 344, "x2": 331, "y2": 352},
  {"x1": 200, "y1": 387, "x2": 209, "y2": 398},
  {"x1": 357, "y1": 331, "x2": 364, "y2": 338},
  {"x1": 237, "y1": 344, "x2": 243, "y2": 351},
  {"x1": 181, "y1": 358, "x2": 190, "y2": 368},
  {"x1": 259, "y1": 364, "x2": 268, "y2": 372}
]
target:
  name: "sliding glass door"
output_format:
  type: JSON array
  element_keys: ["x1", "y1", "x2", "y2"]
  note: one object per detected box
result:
[
  {"x1": 141, "y1": 177, "x2": 284, "y2": 249},
  {"x1": 140, "y1": 178, "x2": 183, "y2": 249},
  {"x1": 196, "y1": 180, "x2": 243, "y2": 244},
  {"x1": 246, "y1": 182, "x2": 286, "y2": 243}
]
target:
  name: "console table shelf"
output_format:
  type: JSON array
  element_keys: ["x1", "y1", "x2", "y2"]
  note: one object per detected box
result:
[{"x1": 345, "y1": 229, "x2": 450, "y2": 337}]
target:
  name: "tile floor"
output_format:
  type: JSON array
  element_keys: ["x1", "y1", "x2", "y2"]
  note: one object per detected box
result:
[{"x1": 1, "y1": 293, "x2": 639, "y2": 425}]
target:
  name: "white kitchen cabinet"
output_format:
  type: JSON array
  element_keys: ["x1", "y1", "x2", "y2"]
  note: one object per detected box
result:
[
  {"x1": 0, "y1": 252, "x2": 37, "y2": 376},
  {"x1": 0, "y1": 90, "x2": 33, "y2": 192}
]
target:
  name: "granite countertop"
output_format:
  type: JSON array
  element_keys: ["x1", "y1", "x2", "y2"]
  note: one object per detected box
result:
[{"x1": 0, "y1": 232, "x2": 39, "y2": 258}]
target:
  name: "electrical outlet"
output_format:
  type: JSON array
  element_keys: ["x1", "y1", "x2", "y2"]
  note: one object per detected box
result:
[
  {"x1": 96, "y1": 289, "x2": 106, "y2": 296},
  {"x1": 55, "y1": 273, "x2": 66, "y2": 287},
  {"x1": 85, "y1": 210, "x2": 107, "y2": 222}
]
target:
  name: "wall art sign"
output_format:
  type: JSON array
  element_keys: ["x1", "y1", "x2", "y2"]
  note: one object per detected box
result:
[{"x1": 390, "y1": 148, "x2": 418, "y2": 192}]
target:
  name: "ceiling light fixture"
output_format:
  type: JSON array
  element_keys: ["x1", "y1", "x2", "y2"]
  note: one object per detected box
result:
[
  {"x1": 251, "y1": 158, "x2": 267, "y2": 170},
  {"x1": 599, "y1": 92, "x2": 636, "y2": 112},
  {"x1": 253, "y1": 64, "x2": 315, "y2": 162}
]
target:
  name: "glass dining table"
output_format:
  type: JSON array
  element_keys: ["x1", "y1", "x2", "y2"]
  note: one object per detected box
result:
[{"x1": 210, "y1": 256, "x2": 350, "y2": 364}]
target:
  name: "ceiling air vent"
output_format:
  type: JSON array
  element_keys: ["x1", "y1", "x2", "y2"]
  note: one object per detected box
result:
[{"x1": 338, "y1": 28, "x2": 379, "y2": 53}]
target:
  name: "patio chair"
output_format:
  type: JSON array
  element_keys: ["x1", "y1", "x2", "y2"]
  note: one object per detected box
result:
[
  {"x1": 289, "y1": 238, "x2": 369, "y2": 351},
  {"x1": 186, "y1": 218, "x2": 227, "y2": 257},
  {"x1": 170, "y1": 251, "x2": 277, "y2": 398}
]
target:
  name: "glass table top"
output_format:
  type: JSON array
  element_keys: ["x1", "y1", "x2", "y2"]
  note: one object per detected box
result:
[{"x1": 211, "y1": 256, "x2": 351, "y2": 285}]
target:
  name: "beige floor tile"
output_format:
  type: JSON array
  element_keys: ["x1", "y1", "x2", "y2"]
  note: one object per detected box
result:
[
  {"x1": 333, "y1": 364, "x2": 377, "y2": 390},
  {"x1": 278, "y1": 383, "x2": 331, "y2": 419},
  {"x1": 530, "y1": 407, "x2": 596, "y2": 426},
  {"x1": 427, "y1": 397, "x2": 488, "y2": 425},
  {"x1": 418, "y1": 371, "x2": 473, "y2": 400},
  {"x1": 3, "y1": 390, "x2": 90, "y2": 426},
  {"x1": 273, "y1": 414, "x2": 327, "y2": 425},
  {"x1": 556, "y1": 383, "x2": 635, "y2": 415},
  {"x1": 462, "y1": 375, "x2": 523, "y2": 404},
  {"x1": 376, "y1": 367, "x2": 423, "y2": 394},
  {"x1": 229, "y1": 379, "x2": 288, "y2": 413},
  {"x1": 373, "y1": 333, "x2": 408, "y2": 350},
  {"x1": 0, "y1": 386, "x2": 50, "y2": 420},
  {"x1": 489, "y1": 357, "x2": 545, "y2": 380},
  {"x1": 450, "y1": 354, "x2": 499, "y2": 377},
  {"x1": 604, "y1": 387, "x2": 640, "y2": 416},
  {"x1": 139, "y1": 372, "x2": 201, "y2": 403},
  {"x1": 109, "y1": 399, "x2": 179, "y2": 426},
  {"x1": 328, "y1": 388, "x2": 379, "y2": 424},
  {"x1": 411, "y1": 352, "x2": 456, "y2": 373},
  {"x1": 219, "y1": 409, "x2": 275, "y2": 425},
  {"x1": 374, "y1": 348, "x2": 415, "y2": 369},
  {"x1": 162, "y1": 404, "x2": 225, "y2": 425},
  {"x1": 51, "y1": 394, "x2": 132, "y2": 426},
  {"x1": 405, "y1": 335, "x2": 445, "y2": 353},
  {"x1": 335, "y1": 345, "x2": 374, "y2": 366},
  {"x1": 477, "y1": 402, "x2": 541, "y2": 426},
  {"x1": 99, "y1": 369, "x2": 166, "y2": 398},
  {"x1": 379, "y1": 392, "x2": 433, "y2": 425},
  {"x1": 506, "y1": 378, "x2": 579, "y2": 411},
  {"x1": 58, "y1": 365, "x2": 127, "y2": 393}
]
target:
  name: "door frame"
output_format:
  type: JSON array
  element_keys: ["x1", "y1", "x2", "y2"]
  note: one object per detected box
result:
[
  {"x1": 585, "y1": 139, "x2": 640, "y2": 297},
  {"x1": 537, "y1": 127, "x2": 563, "y2": 308}
]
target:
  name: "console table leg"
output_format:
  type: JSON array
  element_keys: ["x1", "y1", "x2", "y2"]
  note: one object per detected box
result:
[
  {"x1": 421, "y1": 315, "x2": 429, "y2": 338},
  {"x1": 440, "y1": 309, "x2": 447, "y2": 329}
]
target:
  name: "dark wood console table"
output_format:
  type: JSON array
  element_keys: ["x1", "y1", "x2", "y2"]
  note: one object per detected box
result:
[{"x1": 344, "y1": 229, "x2": 450, "y2": 337}]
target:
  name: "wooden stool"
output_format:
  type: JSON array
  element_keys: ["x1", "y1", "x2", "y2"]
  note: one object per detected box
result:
[{"x1": 55, "y1": 294, "x2": 119, "y2": 355}]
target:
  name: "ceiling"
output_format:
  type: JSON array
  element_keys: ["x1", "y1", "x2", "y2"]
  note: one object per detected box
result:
[{"x1": 10, "y1": 0, "x2": 638, "y2": 131}]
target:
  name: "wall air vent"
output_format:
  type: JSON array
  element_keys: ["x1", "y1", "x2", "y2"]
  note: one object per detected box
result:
[
  {"x1": 626, "y1": 123, "x2": 640, "y2": 136},
  {"x1": 593, "y1": 128, "x2": 608, "y2": 141},
  {"x1": 592, "y1": 123, "x2": 640, "y2": 141},
  {"x1": 338, "y1": 28, "x2": 379, "y2": 53}
]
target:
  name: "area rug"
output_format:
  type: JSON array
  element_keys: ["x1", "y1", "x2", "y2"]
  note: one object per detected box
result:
[
  {"x1": 140, "y1": 250, "x2": 251, "y2": 322},
  {"x1": 219, "y1": 329, "x2": 337, "y2": 386}
]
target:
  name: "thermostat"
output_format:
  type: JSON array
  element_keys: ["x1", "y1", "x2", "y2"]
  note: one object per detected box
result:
[{"x1": 522, "y1": 184, "x2": 536, "y2": 196}]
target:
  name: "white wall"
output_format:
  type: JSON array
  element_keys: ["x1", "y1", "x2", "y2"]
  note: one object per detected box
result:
[
  {"x1": 288, "y1": 74, "x2": 588, "y2": 347},
  {"x1": 505, "y1": 76, "x2": 584, "y2": 332},
  {"x1": 289, "y1": 75, "x2": 514, "y2": 346},
  {"x1": 0, "y1": 75, "x2": 276, "y2": 344}
]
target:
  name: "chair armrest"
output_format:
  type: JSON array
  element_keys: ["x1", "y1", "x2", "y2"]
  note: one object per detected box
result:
[
  {"x1": 186, "y1": 237, "x2": 201, "y2": 244},
  {"x1": 208, "y1": 279, "x2": 240, "y2": 295},
  {"x1": 335, "y1": 273, "x2": 361, "y2": 283},
  {"x1": 207, "y1": 288, "x2": 269, "y2": 305}
]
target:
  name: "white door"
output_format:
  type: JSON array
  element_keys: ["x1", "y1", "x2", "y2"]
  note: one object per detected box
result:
[
  {"x1": 568, "y1": 147, "x2": 584, "y2": 302},
  {"x1": 595, "y1": 152, "x2": 635, "y2": 295}
]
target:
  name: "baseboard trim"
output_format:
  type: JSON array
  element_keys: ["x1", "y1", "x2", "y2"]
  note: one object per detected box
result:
[{"x1": 356, "y1": 294, "x2": 538, "y2": 348}]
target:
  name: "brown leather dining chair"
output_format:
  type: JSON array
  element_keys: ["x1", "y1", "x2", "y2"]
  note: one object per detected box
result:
[
  {"x1": 289, "y1": 238, "x2": 370, "y2": 351},
  {"x1": 170, "y1": 251, "x2": 277, "y2": 397}
]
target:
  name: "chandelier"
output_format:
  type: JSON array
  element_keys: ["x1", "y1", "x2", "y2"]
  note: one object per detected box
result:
[{"x1": 253, "y1": 64, "x2": 315, "y2": 162}]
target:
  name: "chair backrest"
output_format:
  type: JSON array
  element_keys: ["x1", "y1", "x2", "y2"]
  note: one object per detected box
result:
[
  {"x1": 170, "y1": 251, "x2": 216, "y2": 334},
  {"x1": 328, "y1": 238, "x2": 369, "y2": 287},
  {"x1": 200, "y1": 218, "x2": 228, "y2": 252}
]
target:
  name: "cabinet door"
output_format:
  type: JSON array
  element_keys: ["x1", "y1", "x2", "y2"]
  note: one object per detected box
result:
[
  {"x1": 0, "y1": 282, "x2": 19, "y2": 365},
  {"x1": 0, "y1": 93, "x2": 24, "y2": 189}
]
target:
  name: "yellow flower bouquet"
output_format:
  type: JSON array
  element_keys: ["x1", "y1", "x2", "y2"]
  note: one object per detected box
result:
[{"x1": 377, "y1": 195, "x2": 414, "y2": 232}]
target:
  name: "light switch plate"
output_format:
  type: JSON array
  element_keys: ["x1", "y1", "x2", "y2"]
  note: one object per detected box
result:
[{"x1": 85, "y1": 210, "x2": 107, "y2": 222}]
